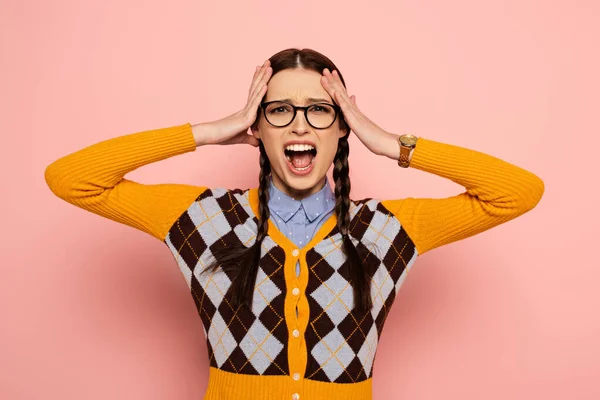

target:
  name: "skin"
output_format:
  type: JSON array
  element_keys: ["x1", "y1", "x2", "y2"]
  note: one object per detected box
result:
[
  {"x1": 251, "y1": 68, "x2": 347, "y2": 200},
  {"x1": 251, "y1": 66, "x2": 403, "y2": 200},
  {"x1": 192, "y1": 59, "x2": 405, "y2": 201}
]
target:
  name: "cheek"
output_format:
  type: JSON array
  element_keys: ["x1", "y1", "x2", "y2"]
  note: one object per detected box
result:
[{"x1": 259, "y1": 130, "x2": 283, "y2": 164}]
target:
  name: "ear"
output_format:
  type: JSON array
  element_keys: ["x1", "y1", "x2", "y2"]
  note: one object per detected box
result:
[
  {"x1": 337, "y1": 122, "x2": 349, "y2": 139},
  {"x1": 251, "y1": 121, "x2": 261, "y2": 140}
]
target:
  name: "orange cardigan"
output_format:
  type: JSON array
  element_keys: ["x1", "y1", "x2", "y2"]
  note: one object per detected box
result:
[{"x1": 44, "y1": 123, "x2": 544, "y2": 400}]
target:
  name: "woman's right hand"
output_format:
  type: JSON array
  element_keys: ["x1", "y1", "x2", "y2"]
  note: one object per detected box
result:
[{"x1": 192, "y1": 59, "x2": 272, "y2": 147}]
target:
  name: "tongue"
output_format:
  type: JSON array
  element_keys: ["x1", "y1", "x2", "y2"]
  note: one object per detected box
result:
[{"x1": 290, "y1": 151, "x2": 313, "y2": 168}]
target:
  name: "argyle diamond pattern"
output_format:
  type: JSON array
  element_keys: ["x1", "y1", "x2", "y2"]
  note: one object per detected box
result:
[
  {"x1": 164, "y1": 188, "x2": 418, "y2": 384},
  {"x1": 165, "y1": 188, "x2": 289, "y2": 376},
  {"x1": 304, "y1": 199, "x2": 418, "y2": 383}
]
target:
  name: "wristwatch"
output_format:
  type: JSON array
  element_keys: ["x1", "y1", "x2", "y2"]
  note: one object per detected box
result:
[{"x1": 397, "y1": 134, "x2": 419, "y2": 168}]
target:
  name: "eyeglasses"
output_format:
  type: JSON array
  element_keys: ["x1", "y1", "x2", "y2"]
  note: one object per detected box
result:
[{"x1": 259, "y1": 101, "x2": 340, "y2": 129}]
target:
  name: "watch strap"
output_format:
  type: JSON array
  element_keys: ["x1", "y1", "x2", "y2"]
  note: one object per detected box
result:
[{"x1": 397, "y1": 135, "x2": 414, "y2": 168}]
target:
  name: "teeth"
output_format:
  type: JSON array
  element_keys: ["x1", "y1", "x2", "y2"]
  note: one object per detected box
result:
[{"x1": 285, "y1": 144, "x2": 315, "y2": 152}]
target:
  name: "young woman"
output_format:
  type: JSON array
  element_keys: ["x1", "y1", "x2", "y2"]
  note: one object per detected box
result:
[{"x1": 45, "y1": 48, "x2": 544, "y2": 400}]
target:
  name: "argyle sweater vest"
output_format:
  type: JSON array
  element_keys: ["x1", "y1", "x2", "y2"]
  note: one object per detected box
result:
[{"x1": 164, "y1": 186, "x2": 417, "y2": 399}]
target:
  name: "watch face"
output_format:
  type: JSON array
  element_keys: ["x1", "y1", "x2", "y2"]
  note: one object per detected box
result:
[{"x1": 400, "y1": 135, "x2": 418, "y2": 146}]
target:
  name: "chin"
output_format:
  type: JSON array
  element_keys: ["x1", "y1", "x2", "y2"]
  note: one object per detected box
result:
[{"x1": 275, "y1": 160, "x2": 327, "y2": 196}]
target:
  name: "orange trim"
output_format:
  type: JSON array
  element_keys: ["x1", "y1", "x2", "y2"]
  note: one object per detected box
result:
[{"x1": 203, "y1": 367, "x2": 373, "y2": 400}]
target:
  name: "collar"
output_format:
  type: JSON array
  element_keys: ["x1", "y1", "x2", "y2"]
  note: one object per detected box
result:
[{"x1": 267, "y1": 176, "x2": 335, "y2": 223}]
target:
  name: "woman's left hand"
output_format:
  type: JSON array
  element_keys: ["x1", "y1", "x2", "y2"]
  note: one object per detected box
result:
[{"x1": 320, "y1": 68, "x2": 396, "y2": 156}]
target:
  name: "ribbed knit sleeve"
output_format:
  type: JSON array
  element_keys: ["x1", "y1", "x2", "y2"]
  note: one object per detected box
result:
[
  {"x1": 44, "y1": 123, "x2": 207, "y2": 241},
  {"x1": 381, "y1": 138, "x2": 545, "y2": 256}
]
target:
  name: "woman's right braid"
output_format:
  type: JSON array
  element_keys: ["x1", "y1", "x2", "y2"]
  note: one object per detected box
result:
[{"x1": 228, "y1": 142, "x2": 272, "y2": 309}]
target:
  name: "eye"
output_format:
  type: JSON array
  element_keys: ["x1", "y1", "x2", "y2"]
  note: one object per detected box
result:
[
  {"x1": 266, "y1": 103, "x2": 293, "y2": 114},
  {"x1": 309, "y1": 104, "x2": 333, "y2": 113}
]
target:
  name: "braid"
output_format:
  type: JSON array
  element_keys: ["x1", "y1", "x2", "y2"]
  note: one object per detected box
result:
[
  {"x1": 228, "y1": 142, "x2": 271, "y2": 309},
  {"x1": 333, "y1": 136, "x2": 373, "y2": 312},
  {"x1": 256, "y1": 143, "x2": 271, "y2": 243},
  {"x1": 204, "y1": 142, "x2": 272, "y2": 311}
]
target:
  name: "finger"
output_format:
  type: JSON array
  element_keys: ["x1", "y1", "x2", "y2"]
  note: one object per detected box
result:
[
  {"x1": 323, "y1": 69, "x2": 351, "y2": 106},
  {"x1": 330, "y1": 70, "x2": 352, "y2": 104},
  {"x1": 249, "y1": 83, "x2": 268, "y2": 113},
  {"x1": 320, "y1": 71, "x2": 338, "y2": 103},
  {"x1": 248, "y1": 68, "x2": 271, "y2": 106},
  {"x1": 332, "y1": 69, "x2": 343, "y2": 84},
  {"x1": 248, "y1": 66, "x2": 261, "y2": 97},
  {"x1": 248, "y1": 60, "x2": 270, "y2": 100},
  {"x1": 249, "y1": 62, "x2": 272, "y2": 101},
  {"x1": 335, "y1": 90, "x2": 352, "y2": 111}
]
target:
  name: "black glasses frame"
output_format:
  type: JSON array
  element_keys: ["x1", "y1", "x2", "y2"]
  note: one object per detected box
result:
[{"x1": 259, "y1": 100, "x2": 341, "y2": 129}]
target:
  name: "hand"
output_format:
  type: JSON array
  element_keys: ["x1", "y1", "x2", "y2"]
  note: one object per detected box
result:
[
  {"x1": 194, "y1": 60, "x2": 272, "y2": 147},
  {"x1": 320, "y1": 68, "x2": 396, "y2": 156}
]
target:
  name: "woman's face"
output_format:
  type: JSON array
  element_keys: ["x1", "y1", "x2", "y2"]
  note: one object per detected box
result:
[{"x1": 251, "y1": 67, "x2": 347, "y2": 200}]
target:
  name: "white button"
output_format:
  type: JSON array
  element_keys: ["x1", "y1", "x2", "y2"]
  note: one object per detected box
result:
[
  {"x1": 292, "y1": 393, "x2": 300, "y2": 400},
  {"x1": 292, "y1": 287, "x2": 300, "y2": 296},
  {"x1": 293, "y1": 373, "x2": 300, "y2": 381},
  {"x1": 292, "y1": 249, "x2": 299, "y2": 257},
  {"x1": 292, "y1": 329, "x2": 300, "y2": 337}
]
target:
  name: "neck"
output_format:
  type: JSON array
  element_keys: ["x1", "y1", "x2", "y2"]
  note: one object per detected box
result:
[{"x1": 270, "y1": 173, "x2": 327, "y2": 201}]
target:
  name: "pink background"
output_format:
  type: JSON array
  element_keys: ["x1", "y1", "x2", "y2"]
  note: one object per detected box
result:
[{"x1": 2, "y1": 0, "x2": 598, "y2": 399}]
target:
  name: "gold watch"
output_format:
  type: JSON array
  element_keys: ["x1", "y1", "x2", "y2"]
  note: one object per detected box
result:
[{"x1": 397, "y1": 134, "x2": 419, "y2": 168}]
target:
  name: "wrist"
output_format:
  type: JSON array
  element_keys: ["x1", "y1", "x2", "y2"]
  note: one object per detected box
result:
[
  {"x1": 192, "y1": 122, "x2": 217, "y2": 147},
  {"x1": 379, "y1": 132, "x2": 402, "y2": 159},
  {"x1": 395, "y1": 133, "x2": 419, "y2": 167}
]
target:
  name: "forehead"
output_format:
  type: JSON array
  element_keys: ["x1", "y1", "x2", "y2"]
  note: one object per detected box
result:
[{"x1": 265, "y1": 68, "x2": 332, "y2": 103}]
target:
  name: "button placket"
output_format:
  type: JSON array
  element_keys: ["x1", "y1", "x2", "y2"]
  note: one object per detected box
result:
[
  {"x1": 290, "y1": 249, "x2": 301, "y2": 320},
  {"x1": 287, "y1": 246, "x2": 306, "y2": 393}
]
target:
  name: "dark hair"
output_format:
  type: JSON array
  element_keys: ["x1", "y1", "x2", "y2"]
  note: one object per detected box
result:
[{"x1": 204, "y1": 48, "x2": 372, "y2": 312}]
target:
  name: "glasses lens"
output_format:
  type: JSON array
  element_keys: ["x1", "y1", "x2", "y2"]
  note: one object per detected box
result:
[
  {"x1": 264, "y1": 102, "x2": 295, "y2": 126},
  {"x1": 307, "y1": 104, "x2": 336, "y2": 128}
]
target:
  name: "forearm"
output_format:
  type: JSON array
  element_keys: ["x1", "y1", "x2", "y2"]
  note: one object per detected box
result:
[
  {"x1": 376, "y1": 132, "x2": 415, "y2": 162},
  {"x1": 44, "y1": 123, "x2": 206, "y2": 241},
  {"x1": 45, "y1": 123, "x2": 197, "y2": 200},
  {"x1": 192, "y1": 122, "x2": 215, "y2": 147}
]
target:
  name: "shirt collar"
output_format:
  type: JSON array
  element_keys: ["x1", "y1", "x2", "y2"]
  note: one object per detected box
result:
[{"x1": 267, "y1": 176, "x2": 335, "y2": 223}]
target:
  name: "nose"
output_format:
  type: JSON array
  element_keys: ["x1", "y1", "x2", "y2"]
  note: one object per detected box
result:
[{"x1": 291, "y1": 109, "x2": 310, "y2": 135}]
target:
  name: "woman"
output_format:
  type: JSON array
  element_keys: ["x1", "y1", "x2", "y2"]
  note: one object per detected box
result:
[{"x1": 45, "y1": 48, "x2": 544, "y2": 400}]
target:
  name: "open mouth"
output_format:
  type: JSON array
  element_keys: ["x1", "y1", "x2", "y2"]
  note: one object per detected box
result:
[{"x1": 284, "y1": 144, "x2": 317, "y2": 172}]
